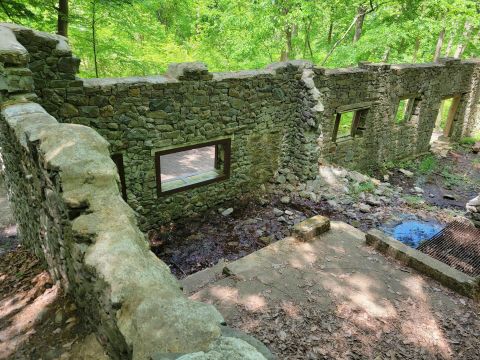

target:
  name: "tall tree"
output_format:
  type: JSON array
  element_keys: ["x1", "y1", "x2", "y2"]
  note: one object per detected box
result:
[
  {"x1": 433, "y1": 28, "x2": 445, "y2": 62},
  {"x1": 353, "y1": 5, "x2": 367, "y2": 42},
  {"x1": 56, "y1": 0, "x2": 68, "y2": 37}
]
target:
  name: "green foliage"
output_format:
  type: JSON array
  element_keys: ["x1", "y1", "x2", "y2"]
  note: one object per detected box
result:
[
  {"x1": 395, "y1": 99, "x2": 408, "y2": 123},
  {"x1": 460, "y1": 133, "x2": 480, "y2": 145},
  {"x1": 403, "y1": 195, "x2": 425, "y2": 207},
  {"x1": 441, "y1": 168, "x2": 464, "y2": 189},
  {"x1": 351, "y1": 180, "x2": 376, "y2": 197},
  {"x1": 0, "y1": 0, "x2": 479, "y2": 77},
  {"x1": 418, "y1": 155, "x2": 438, "y2": 175},
  {"x1": 338, "y1": 111, "x2": 354, "y2": 137}
]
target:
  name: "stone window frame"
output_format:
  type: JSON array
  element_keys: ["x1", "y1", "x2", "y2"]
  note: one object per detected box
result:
[
  {"x1": 332, "y1": 102, "x2": 371, "y2": 142},
  {"x1": 394, "y1": 95, "x2": 421, "y2": 124},
  {"x1": 111, "y1": 153, "x2": 127, "y2": 201},
  {"x1": 154, "y1": 138, "x2": 232, "y2": 197}
]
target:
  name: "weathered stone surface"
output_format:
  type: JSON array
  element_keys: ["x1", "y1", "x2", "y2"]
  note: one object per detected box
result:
[
  {"x1": 0, "y1": 26, "x2": 28, "y2": 65},
  {"x1": 175, "y1": 337, "x2": 268, "y2": 360},
  {"x1": 292, "y1": 215, "x2": 331, "y2": 241},
  {"x1": 0, "y1": 100, "x2": 251, "y2": 360},
  {"x1": 466, "y1": 194, "x2": 480, "y2": 227}
]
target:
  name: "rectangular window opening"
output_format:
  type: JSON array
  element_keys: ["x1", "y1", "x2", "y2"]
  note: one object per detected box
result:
[
  {"x1": 395, "y1": 97, "x2": 420, "y2": 124},
  {"x1": 333, "y1": 108, "x2": 369, "y2": 142},
  {"x1": 155, "y1": 139, "x2": 231, "y2": 196}
]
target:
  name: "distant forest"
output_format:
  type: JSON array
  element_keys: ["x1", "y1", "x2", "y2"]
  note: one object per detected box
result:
[{"x1": 1, "y1": 0, "x2": 479, "y2": 78}]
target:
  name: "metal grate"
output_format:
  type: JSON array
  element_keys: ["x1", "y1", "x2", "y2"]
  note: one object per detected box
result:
[{"x1": 418, "y1": 220, "x2": 480, "y2": 277}]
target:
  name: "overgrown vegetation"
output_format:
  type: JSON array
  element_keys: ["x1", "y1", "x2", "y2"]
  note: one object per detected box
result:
[
  {"x1": 1, "y1": 0, "x2": 479, "y2": 78},
  {"x1": 418, "y1": 155, "x2": 438, "y2": 175},
  {"x1": 460, "y1": 133, "x2": 480, "y2": 145}
]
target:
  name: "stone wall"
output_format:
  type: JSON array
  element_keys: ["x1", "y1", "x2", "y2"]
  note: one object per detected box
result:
[
  {"x1": 0, "y1": 24, "x2": 270, "y2": 360},
  {"x1": 315, "y1": 59, "x2": 480, "y2": 170},
  {"x1": 2, "y1": 21, "x2": 480, "y2": 228}
]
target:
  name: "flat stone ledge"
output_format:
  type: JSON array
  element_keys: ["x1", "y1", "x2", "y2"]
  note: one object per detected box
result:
[
  {"x1": 366, "y1": 229, "x2": 479, "y2": 300},
  {"x1": 292, "y1": 215, "x2": 330, "y2": 242}
]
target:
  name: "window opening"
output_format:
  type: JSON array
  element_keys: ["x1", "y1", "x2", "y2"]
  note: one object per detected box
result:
[
  {"x1": 435, "y1": 95, "x2": 461, "y2": 138},
  {"x1": 155, "y1": 139, "x2": 231, "y2": 196},
  {"x1": 333, "y1": 108, "x2": 369, "y2": 141}
]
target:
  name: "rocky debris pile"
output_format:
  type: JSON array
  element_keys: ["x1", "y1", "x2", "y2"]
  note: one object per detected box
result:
[
  {"x1": 272, "y1": 166, "x2": 404, "y2": 226},
  {"x1": 466, "y1": 194, "x2": 480, "y2": 227}
]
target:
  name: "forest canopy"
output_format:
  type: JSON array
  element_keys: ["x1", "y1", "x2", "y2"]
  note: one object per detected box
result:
[{"x1": 0, "y1": 0, "x2": 479, "y2": 78}]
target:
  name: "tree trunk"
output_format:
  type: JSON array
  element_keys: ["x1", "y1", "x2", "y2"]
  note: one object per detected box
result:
[
  {"x1": 327, "y1": 20, "x2": 333, "y2": 43},
  {"x1": 303, "y1": 19, "x2": 313, "y2": 59},
  {"x1": 57, "y1": 0, "x2": 68, "y2": 37},
  {"x1": 327, "y1": 7, "x2": 334, "y2": 43},
  {"x1": 353, "y1": 5, "x2": 366, "y2": 42},
  {"x1": 412, "y1": 37, "x2": 420, "y2": 62},
  {"x1": 282, "y1": 25, "x2": 293, "y2": 61},
  {"x1": 382, "y1": 48, "x2": 390, "y2": 62},
  {"x1": 454, "y1": 22, "x2": 472, "y2": 58},
  {"x1": 92, "y1": 0, "x2": 99, "y2": 77},
  {"x1": 433, "y1": 28, "x2": 445, "y2": 62}
]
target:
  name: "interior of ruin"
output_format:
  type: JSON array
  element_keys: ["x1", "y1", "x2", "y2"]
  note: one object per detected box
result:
[{"x1": 1, "y1": 22, "x2": 480, "y2": 360}]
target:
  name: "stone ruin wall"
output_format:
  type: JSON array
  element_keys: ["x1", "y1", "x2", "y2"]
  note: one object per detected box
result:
[
  {"x1": 0, "y1": 23, "x2": 272, "y2": 360},
  {"x1": 6, "y1": 23, "x2": 479, "y2": 228},
  {"x1": 316, "y1": 60, "x2": 480, "y2": 169}
]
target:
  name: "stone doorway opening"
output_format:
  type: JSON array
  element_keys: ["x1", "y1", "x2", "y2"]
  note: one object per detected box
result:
[{"x1": 433, "y1": 95, "x2": 461, "y2": 141}]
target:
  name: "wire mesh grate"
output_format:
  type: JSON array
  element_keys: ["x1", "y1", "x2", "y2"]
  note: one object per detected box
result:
[{"x1": 417, "y1": 220, "x2": 480, "y2": 277}]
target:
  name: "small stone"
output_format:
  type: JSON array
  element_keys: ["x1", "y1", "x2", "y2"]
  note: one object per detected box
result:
[
  {"x1": 280, "y1": 196, "x2": 291, "y2": 204},
  {"x1": 284, "y1": 210, "x2": 294, "y2": 216},
  {"x1": 472, "y1": 142, "x2": 480, "y2": 154},
  {"x1": 443, "y1": 194, "x2": 456, "y2": 200},
  {"x1": 399, "y1": 169, "x2": 414, "y2": 177},
  {"x1": 359, "y1": 203, "x2": 371, "y2": 213},
  {"x1": 414, "y1": 186, "x2": 424, "y2": 193},
  {"x1": 259, "y1": 236, "x2": 273, "y2": 245},
  {"x1": 273, "y1": 208, "x2": 284, "y2": 217},
  {"x1": 221, "y1": 208, "x2": 234, "y2": 216},
  {"x1": 55, "y1": 310, "x2": 63, "y2": 324},
  {"x1": 366, "y1": 196, "x2": 381, "y2": 207},
  {"x1": 276, "y1": 175, "x2": 286, "y2": 184}
]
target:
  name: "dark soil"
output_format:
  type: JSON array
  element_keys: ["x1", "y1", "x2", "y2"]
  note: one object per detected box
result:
[{"x1": 152, "y1": 195, "x2": 377, "y2": 279}]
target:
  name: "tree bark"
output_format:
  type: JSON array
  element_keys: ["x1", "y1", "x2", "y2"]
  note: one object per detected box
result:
[
  {"x1": 353, "y1": 5, "x2": 367, "y2": 42},
  {"x1": 57, "y1": 0, "x2": 68, "y2": 37},
  {"x1": 412, "y1": 37, "x2": 420, "y2": 62},
  {"x1": 303, "y1": 19, "x2": 313, "y2": 59},
  {"x1": 433, "y1": 28, "x2": 445, "y2": 62},
  {"x1": 327, "y1": 6, "x2": 334, "y2": 43},
  {"x1": 92, "y1": 0, "x2": 99, "y2": 77},
  {"x1": 454, "y1": 22, "x2": 472, "y2": 58}
]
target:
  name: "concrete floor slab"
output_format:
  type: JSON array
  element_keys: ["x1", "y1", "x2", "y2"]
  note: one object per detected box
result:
[{"x1": 186, "y1": 221, "x2": 480, "y2": 359}]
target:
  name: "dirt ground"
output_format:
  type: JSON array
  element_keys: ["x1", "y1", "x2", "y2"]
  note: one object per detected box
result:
[{"x1": 0, "y1": 249, "x2": 94, "y2": 359}]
